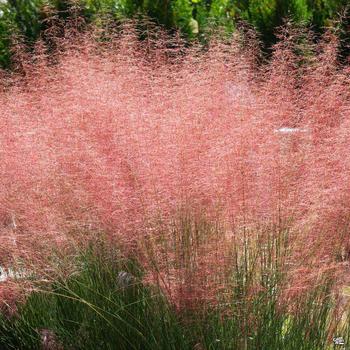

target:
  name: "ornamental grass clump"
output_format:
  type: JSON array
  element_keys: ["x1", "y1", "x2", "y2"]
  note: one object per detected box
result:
[{"x1": 0, "y1": 18, "x2": 349, "y2": 323}]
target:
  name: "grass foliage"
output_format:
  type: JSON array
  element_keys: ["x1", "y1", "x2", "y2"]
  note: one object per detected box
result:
[
  {"x1": 0, "y1": 12, "x2": 350, "y2": 350},
  {"x1": 0, "y1": 236, "x2": 347, "y2": 350}
]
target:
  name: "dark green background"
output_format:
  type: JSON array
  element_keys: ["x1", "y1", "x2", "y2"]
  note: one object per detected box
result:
[{"x1": 0, "y1": 0, "x2": 349, "y2": 68}]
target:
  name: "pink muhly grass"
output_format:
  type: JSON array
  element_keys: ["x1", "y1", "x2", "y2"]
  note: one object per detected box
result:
[{"x1": 0, "y1": 20, "x2": 349, "y2": 308}]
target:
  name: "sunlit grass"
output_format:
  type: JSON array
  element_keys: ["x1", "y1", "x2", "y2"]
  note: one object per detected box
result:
[{"x1": 0, "y1": 230, "x2": 347, "y2": 350}]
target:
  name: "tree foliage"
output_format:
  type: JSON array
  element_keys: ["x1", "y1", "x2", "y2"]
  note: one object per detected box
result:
[{"x1": 0, "y1": 0, "x2": 348, "y2": 67}]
